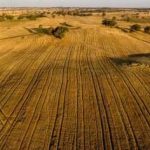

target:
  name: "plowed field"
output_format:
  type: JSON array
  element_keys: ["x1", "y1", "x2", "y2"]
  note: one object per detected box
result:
[{"x1": 0, "y1": 15, "x2": 150, "y2": 149}]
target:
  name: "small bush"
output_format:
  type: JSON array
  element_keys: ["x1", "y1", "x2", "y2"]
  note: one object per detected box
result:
[
  {"x1": 35, "y1": 25, "x2": 68, "y2": 38},
  {"x1": 102, "y1": 19, "x2": 117, "y2": 27},
  {"x1": 17, "y1": 13, "x2": 46, "y2": 21},
  {"x1": 144, "y1": 26, "x2": 150, "y2": 34},
  {"x1": 52, "y1": 15, "x2": 56, "y2": 18},
  {"x1": 0, "y1": 14, "x2": 14, "y2": 21},
  {"x1": 0, "y1": 16, "x2": 5, "y2": 22},
  {"x1": 52, "y1": 26, "x2": 69, "y2": 39},
  {"x1": 17, "y1": 15, "x2": 25, "y2": 20},
  {"x1": 47, "y1": 27, "x2": 54, "y2": 35},
  {"x1": 130, "y1": 24, "x2": 141, "y2": 32},
  {"x1": 38, "y1": 26, "x2": 54, "y2": 35},
  {"x1": 26, "y1": 14, "x2": 37, "y2": 20},
  {"x1": 121, "y1": 14, "x2": 126, "y2": 18},
  {"x1": 112, "y1": 16, "x2": 116, "y2": 20},
  {"x1": 102, "y1": 11, "x2": 106, "y2": 17},
  {"x1": 126, "y1": 17, "x2": 130, "y2": 22},
  {"x1": 37, "y1": 25, "x2": 45, "y2": 33},
  {"x1": 5, "y1": 15, "x2": 14, "y2": 20},
  {"x1": 36, "y1": 25, "x2": 51, "y2": 34},
  {"x1": 39, "y1": 24, "x2": 43, "y2": 29},
  {"x1": 124, "y1": 16, "x2": 150, "y2": 23},
  {"x1": 36, "y1": 12, "x2": 46, "y2": 18}
]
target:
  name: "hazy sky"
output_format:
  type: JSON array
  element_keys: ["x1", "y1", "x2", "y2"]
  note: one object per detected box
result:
[{"x1": 0, "y1": 0, "x2": 150, "y2": 8}]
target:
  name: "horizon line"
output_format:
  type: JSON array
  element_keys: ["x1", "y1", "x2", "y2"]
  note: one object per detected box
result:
[{"x1": 0, "y1": 6, "x2": 150, "y2": 9}]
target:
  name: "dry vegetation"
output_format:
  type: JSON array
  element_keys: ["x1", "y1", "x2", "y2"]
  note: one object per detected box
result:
[{"x1": 0, "y1": 7, "x2": 150, "y2": 150}]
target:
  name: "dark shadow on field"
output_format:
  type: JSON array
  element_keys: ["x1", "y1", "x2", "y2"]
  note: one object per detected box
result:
[
  {"x1": 60, "y1": 22, "x2": 73, "y2": 27},
  {"x1": 0, "y1": 33, "x2": 36, "y2": 41},
  {"x1": 128, "y1": 53, "x2": 150, "y2": 58},
  {"x1": 110, "y1": 53, "x2": 150, "y2": 66},
  {"x1": 25, "y1": 27, "x2": 37, "y2": 34},
  {"x1": 0, "y1": 27, "x2": 38, "y2": 41},
  {"x1": 116, "y1": 26, "x2": 150, "y2": 44},
  {"x1": 128, "y1": 34, "x2": 150, "y2": 44},
  {"x1": 25, "y1": 27, "x2": 54, "y2": 36},
  {"x1": 24, "y1": 27, "x2": 43, "y2": 34},
  {"x1": 111, "y1": 58, "x2": 136, "y2": 66},
  {"x1": 60, "y1": 23, "x2": 81, "y2": 30}
]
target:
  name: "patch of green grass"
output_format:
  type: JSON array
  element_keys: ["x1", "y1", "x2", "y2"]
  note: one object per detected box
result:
[
  {"x1": 17, "y1": 13, "x2": 46, "y2": 21},
  {"x1": 29, "y1": 25, "x2": 69, "y2": 39},
  {"x1": 124, "y1": 17, "x2": 150, "y2": 23},
  {"x1": 0, "y1": 14, "x2": 14, "y2": 21}
]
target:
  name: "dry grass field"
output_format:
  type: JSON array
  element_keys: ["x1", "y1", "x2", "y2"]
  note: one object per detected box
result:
[{"x1": 0, "y1": 8, "x2": 150, "y2": 149}]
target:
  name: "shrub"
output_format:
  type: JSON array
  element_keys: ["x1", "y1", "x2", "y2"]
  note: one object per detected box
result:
[
  {"x1": 26, "y1": 14, "x2": 37, "y2": 20},
  {"x1": 130, "y1": 24, "x2": 141, "y2": 32},
  {"x1": 102, "y1": 11, "x2": 106, "y2": 17},
  {"x1": 121, "y1": 14, "x2": 126, "y2": 18},
  {"x1": 126, "y1": 17, "x2": 130, "y2": 22},
  {"x1": 144, "y1": 26, "x2": 150, "y2": 33},
  {"x1": 32, "y1": 25, "x2": 68, "y2": 38},
  {"x1": 17, "y1": 12, "x2": 46, "y2": 21},
  {"x1": 112, "y1": 16, "x2": 116, "y2": 20},
  {"x1": 17, "y1": 15, "x2": 26, "y2": 20},
  {"x1": 39, "y1": 24, "x2": 43, "y2": 29},
  {"x1": 37, "y1": 12, "x2": 46, "y2": 18},
  {"x1": 36, "y1": 25, "x2": 49, "y2": 34},
  {"x1": 5, "y1": 15, "x2": 14, "y2": 20},
  {"x1": 0, "y1": 14, "x2": 14, "y2": 21},
  {"x1": 102, "y1": 19, "x2": 117, "y2": 27},
  {"x1": 124, "y1": 16, "x2": 150, "y2": 23},
  {"x1": 47, "y1": 27, "x2": 54, "y2": 35},
  {"x1": 37, "y1": 25, "x2": 44, "y2": 32},
  {"x1": 52, "y1": 15, "x2": 56, "y2": 18},
  {"x1": 0, "y1": 16, "x2": 5, "y2": 22},
  {"x1": 0, "y1": 14, "x2": 15, "y2": 21},
  {"x1": 52, "y1": 26, "x2": 69, "y2": 39}
]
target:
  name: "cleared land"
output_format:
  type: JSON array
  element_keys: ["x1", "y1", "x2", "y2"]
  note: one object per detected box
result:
[{"x1": 0, "y1": 9, "x2": 150, "y2": 149}]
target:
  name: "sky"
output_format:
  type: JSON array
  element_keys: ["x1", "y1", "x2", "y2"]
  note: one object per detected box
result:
[{"x1": 0, "y1": 0, "x2": 150, "y2": 8}]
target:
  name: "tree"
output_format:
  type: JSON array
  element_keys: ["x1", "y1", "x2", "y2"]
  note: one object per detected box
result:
[
  {"x1": 53, "y1": 26, "x2": 68, "y2": 39},
  {"x1": 130, "y1": 24, "x2": 141, "y2": 32},
  {"x1": 112, "y1": 16, "x2": 116, "y2": 20},
  {"x1": 5, "y1": 15, "x2": 14, "y2": 20},
  {"x1": 102, "y1": 19, "x2": 117, "y2": 27},
  {"x1": 102, "y1": 11, "x2": 106, "y2": 17},
  {"x1": 144, "y1": 26, "x2": 150, "y2": 34}
]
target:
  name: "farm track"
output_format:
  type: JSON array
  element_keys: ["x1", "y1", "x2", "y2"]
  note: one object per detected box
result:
[{"x1": 0, "y1": 19, "x2": 150, "y2": 150}]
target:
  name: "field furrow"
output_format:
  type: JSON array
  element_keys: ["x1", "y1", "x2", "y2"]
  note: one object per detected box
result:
[{"x1": 0, "y1": 15, "x2": 149, "y2": 149}]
